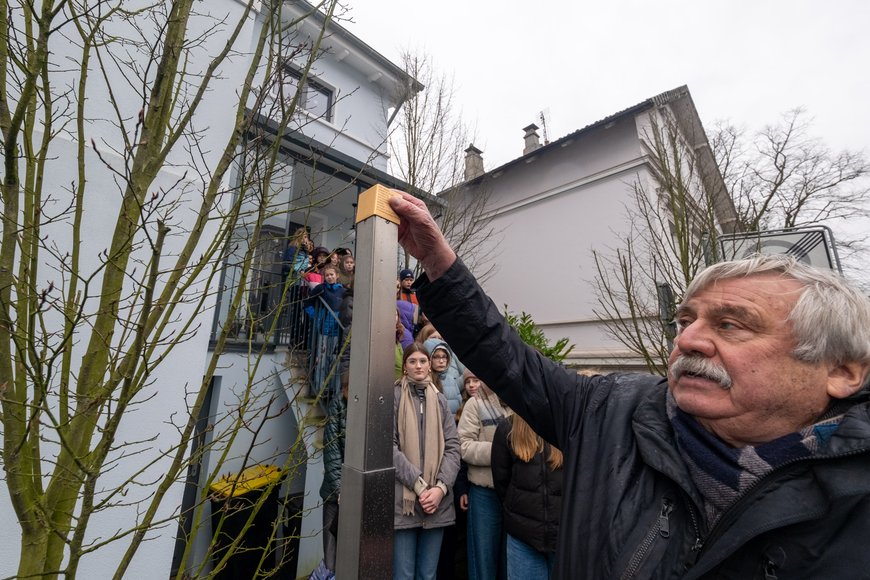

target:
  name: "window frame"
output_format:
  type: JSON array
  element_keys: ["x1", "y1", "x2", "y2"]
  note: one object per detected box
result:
[{"x1": 278, "y1": 65, "x2": 335, "y2": 123}]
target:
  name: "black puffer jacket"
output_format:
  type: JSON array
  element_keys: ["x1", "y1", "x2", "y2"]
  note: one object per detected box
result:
[
  {"x1": 416, "y1": 259, "x2": 870, "y2": 580},
  {"x1": 319, "y1": 394, "x2": 346, "y2": 502},
  {"x1": 491, "y1": 417, "x2": 562, "y2": 554}
]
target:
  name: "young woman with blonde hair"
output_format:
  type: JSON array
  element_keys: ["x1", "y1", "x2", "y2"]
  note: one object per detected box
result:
[{"x1": 491, "y1": 413, "x2": 564, "y2": 579}]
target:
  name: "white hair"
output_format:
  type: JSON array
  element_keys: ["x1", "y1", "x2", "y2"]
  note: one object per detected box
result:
[{"x1": 684, "y1": 254, "x2": 870, "y2": 374}]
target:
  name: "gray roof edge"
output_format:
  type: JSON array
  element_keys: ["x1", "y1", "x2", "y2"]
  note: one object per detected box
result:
[
  {"x1": 290, "y1": 1, "x2": 423, "y2": 92},
  {"x1": 459, "y1": 85, "x2": 703, "y2": 187}
]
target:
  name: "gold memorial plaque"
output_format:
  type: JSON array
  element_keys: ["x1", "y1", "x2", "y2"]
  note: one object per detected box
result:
[{"x1": 355, "y1": 184, "x2": 401, "y2": 225}]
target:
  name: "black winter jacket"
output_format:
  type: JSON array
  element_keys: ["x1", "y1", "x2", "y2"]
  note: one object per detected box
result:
[
  {"x1": 416, "y1": 259, "x2": 870, "y2": 580},
  {"x1": 319, "y1": 394, "x2": 346, "y2": 502},
  {"x1": 491, "y1": 417, "x2": 563, "y2": 554}
]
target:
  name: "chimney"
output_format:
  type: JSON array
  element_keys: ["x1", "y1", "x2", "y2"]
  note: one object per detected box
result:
[
  {"x1": 464, "y1": 144, "x2": 484, "y2": 181},
  {"x1": 523, "y1": 123, "x2": 541, "y2": 155}
]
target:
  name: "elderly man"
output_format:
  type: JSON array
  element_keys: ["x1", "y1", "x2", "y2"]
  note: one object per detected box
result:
[{"x1": 388, "y1": 193, "x2": 870, "y2": 579}]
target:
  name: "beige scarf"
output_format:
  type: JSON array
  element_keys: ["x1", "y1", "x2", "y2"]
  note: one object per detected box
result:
[{"x1": 397, "y1": 376, "x2": 445, "y2": 516}]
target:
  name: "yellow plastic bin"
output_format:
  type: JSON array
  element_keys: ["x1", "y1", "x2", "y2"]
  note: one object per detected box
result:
[{"x1": 209, "y1": 465, "x2": 282, "y2": 579}]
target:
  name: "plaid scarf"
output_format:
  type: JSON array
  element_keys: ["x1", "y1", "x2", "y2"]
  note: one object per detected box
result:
[{"x1": 667, "y1": 392, "x2": 845, "y2": 528}]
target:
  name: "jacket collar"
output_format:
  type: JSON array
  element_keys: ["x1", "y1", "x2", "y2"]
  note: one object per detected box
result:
[{"x1": 632, "y1": 385, "x2": 705, "y2": 510}]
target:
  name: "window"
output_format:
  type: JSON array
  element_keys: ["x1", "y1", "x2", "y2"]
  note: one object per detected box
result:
[{"x1": 274, "y1": 66, "x2": 334, "y2": 122}]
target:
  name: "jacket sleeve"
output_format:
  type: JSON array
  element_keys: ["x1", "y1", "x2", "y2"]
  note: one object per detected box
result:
[
  {"x1": 458, "y1": 398, "x2": 492, "y2": 466},
  {"x1": 416, "y1": 259, "x2": 604, "y2": 450},
  {"x1": 490, "y1": 419, "x2": 512, "y2": 503},
  {"x1": 454, "y1": 461, "x2": 469, "y2": 498},
  {"x1": 306, "y1": 283, "x2": 324, "y2": 307},
  {"x1": 437, "y1": 394, "x2": 461, "y2": 487}
]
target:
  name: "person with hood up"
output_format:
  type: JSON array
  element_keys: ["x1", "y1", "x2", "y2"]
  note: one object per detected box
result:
[{"x1": 423, "y1": 338, "x2": 465, "y2": 415}]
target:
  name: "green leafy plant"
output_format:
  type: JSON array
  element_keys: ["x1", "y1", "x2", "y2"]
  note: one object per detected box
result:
[{"x1": 503, "y1": 306, "x2": 574, "y2": 363}]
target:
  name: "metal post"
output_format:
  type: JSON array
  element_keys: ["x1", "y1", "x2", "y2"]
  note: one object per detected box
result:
[
  {"x1": 335, "y1": 213, "x2": 397, "y2": 579},
  {"x1": 656, "y1": 282, "x2": 677, "y2": 353}
]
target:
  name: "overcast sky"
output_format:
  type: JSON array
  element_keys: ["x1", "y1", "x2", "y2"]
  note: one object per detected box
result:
[{"x1": 346, "y1": 1, "x2": 869, "y2": 170}]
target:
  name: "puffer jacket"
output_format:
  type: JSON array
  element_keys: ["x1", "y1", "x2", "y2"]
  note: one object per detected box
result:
[
  {"x1": 393, "y1": 383, "x2": 461, "y2": 530},
  {"x1": 458, "y1": 394, "x2": 510, "y2": 488},
  {"x1": 491, "y1": 416, "x2": 562, "y2": 554},
  {"x1": 416, "y1": 259, "x2": 870, "y2": 580},
  {"x1": 423, "y1": 338, "x2": 465, "y2": 414},
  {"x1": 396, "y1": 299, "x2": 417, "y2": 349},
  {"x1": 319, "y1": 394, "x2": 346, "y2": 502}
]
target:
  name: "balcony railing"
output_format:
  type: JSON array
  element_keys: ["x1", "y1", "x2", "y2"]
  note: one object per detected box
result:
[{"x1": 212, "y1": 272, "x2": 348, "y2": 402}]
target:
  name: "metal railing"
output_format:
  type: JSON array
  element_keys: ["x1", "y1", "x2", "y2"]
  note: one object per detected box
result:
[
  {"x1": 304, "y1": 295, "x2": 348, "y2": 401},
  {"x1": 212, "y1": 272, "x2": 349, "y2": 401}
]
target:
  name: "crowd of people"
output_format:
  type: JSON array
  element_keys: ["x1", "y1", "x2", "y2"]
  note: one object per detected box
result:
[
  {"x1": 281, "y1": 228, "x2": 356, "y2": 397},
  {"x1": 392, "y1": 273, "x2": 566, "y2": 580},
  {"x1": 313, "y1": 260, "x2": 564, "y2": 580},
  {"x1": 283, "y1": 227, "x2": 356, "y2": 292}
]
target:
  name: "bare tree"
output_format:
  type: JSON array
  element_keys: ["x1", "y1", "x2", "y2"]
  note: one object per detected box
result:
[
  {"x1": 593, "y1": 106, "x2": 870, "y2": 373},
  {"x1": 388, "y1": 50, "x2": 499, "y2": 280},
  {"x1": 0, "y1": 0, "x2": 348, "y2": 577},
  {"x1": 592, "y1": 112, "x2": 731, "y2": 373},
  {"x1": 711, "y1": 108, "x2": 870, "y2": 261}
]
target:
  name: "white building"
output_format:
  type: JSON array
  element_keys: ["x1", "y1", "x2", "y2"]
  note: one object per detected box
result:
[
  {"x1": 0, "y1": 2, "x2": 419, "y2": 578},
  {"x1": 194, "y1": 5, "x2": 426, "y2": 577},
  {"x1": 451, "y1": 86, "x2": 737, "y2": 371}
]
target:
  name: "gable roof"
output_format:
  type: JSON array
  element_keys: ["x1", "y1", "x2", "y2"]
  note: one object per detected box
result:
[
  {"x1": 460, "y1": 85, "x2": 738, "y2": 233},
  {"x1": 465, "y1": 86, "x2": 688, "y2": 183}
]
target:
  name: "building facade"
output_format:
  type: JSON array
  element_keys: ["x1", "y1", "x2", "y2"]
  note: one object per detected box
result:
[
  {"x1": 0, "y1": 2, "x2": 418, "y2": 578},
  {"x1": 451, "y1": 87, "x2": 737, "y2": 372}
]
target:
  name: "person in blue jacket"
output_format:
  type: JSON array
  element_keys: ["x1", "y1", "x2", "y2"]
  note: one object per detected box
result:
[
  {"x1": 423, "y1": 338, "x2": 465, "y2": 415},
  {"x1": 306, "y1": 266, "x2": 346, "y2": 396}
]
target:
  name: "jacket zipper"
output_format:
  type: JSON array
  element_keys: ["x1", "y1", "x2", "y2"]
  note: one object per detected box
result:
[
  {"x1": 620, "y1": 498, "x2": 673, "y2": 580},
  {"x1": 763, "y1": 557, "x2": 779, "y2": 580},
  {"x1": 682, "y1": 494, "x2": 703, "y2": 567}
]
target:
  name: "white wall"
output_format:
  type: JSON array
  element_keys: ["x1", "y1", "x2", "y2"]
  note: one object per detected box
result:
[
  {"x1": 0, "y1": 136, "x2": 220, "y2": 578},
  {"x1": 193, "y1": 352, "x2": 326, "y2": 578},
  {"x1": 1, "y1": 1, "x2": 261, "y2": 576},
  {"x1": 466, "y1": 116, "x2": 653, "y2": 364}
]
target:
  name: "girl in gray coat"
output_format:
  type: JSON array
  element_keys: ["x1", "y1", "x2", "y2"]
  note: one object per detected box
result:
[{"x1": 393, "y1": 343, "x2": 461, "y2": 580}]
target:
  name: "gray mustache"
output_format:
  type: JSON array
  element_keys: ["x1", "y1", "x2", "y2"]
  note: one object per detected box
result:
[{"x1": 669, "y1": 355, "x2": 733, "y2": 389}]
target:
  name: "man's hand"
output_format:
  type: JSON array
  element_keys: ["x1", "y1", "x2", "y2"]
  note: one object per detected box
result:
[
  {"x1": 388, "y1": 191, "x2": 457, "y2": 281},
  {"x1": 418, "y1": 486, "x2": 445, "y2": 514},
  {"x1": 459, "y1": 493, "x2": 469, "y2": 511}
]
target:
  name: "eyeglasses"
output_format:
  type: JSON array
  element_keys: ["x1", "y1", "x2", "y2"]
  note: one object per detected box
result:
[{"x1": 431, "y1": 355, "x2": 448, "y2": 361}]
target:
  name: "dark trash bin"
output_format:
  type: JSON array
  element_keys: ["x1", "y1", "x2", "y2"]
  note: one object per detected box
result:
[{"x1": 210, "y1": 464, "x2": 282, "y2": 579}]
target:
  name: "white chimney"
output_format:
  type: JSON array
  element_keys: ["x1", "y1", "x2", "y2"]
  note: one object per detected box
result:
[
  {"x1": 464, "y1": 144, "x2": 484, "y2": 181},
  {"x1": 523, "y1": 123, "x2": 541, "y2": 155}
]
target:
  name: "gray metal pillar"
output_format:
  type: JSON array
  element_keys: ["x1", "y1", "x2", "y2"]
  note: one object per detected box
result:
[{"x1": 334, "y1": 212, "x2": 397, "y2": 579}]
